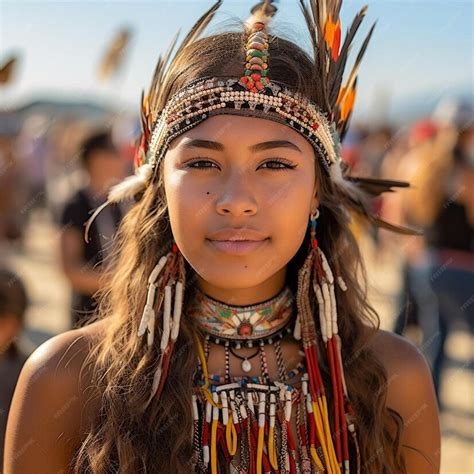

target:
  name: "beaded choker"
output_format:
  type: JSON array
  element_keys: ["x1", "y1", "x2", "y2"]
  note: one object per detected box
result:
[{"x1": 188, "y1": 285, "x2": 296, "y2": 345}]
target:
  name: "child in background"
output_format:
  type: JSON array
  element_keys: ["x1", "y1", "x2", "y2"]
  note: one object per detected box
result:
[{"x1": 0, "y1": 268, "x2": 32, "y2": 467}]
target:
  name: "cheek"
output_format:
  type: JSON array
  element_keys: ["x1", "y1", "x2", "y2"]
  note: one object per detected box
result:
[
  {"x1": 267, "y1": 176, "x2": 314, "y2": 240},
  {"x1": 164, "y1": 169, "x2": 211, "y2": 244}
]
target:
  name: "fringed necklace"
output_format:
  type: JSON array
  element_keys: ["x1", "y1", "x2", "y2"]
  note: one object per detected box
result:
[{"x1": 189, "y1": 281, "x2": 360, "y2": 473}]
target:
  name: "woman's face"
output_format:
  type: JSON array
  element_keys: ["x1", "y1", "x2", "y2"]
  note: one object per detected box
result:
[{"x1": 163, "y1": 114, "x2": 319, "y2": 304}]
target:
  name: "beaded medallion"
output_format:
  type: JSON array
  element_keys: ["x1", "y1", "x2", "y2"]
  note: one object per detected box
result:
[{"x1": 188, "y1": 285, "x2": 296, "y2": 343}]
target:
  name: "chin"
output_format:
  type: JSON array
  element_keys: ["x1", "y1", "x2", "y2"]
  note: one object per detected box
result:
[{"x1": 198, "y1": 269, "x2": 271, "y2": 290}]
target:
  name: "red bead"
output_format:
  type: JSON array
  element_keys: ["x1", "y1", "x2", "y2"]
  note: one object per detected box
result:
[
  {"x1": 238, "y1": 322, "x2": 253, "y2": 336},
  {"x1": 172, "y1": 243, "x2": 178, "y2": 253},
  {"x1": 251, "y1": 73, "x2": 261, "y2": 82},
  {"x1": 246, "y1": 81, "x2": 254, "y2": 90},
  {"x1": 311, "y1": 122, "x2": 319, "y2": 131},
  {"x1": 255, "y1": 81, "x2": 264, "y2": 90},
  {"x1": 240, "y1": 75, "x2": 249, "y2": 84}
]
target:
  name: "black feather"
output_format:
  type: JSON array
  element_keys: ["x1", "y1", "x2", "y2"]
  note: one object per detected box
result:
[
  {"x1": 329, "y1": 5, "x2": 368, "y2": 107},
  {"x1": 347, "y1": 176, "x2": 410, "y2": 196}
]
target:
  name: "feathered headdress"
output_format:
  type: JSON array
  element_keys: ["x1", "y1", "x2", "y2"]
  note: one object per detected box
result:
[{"x1": 85, "y1": 0, "x2": 418, "y2": 242}]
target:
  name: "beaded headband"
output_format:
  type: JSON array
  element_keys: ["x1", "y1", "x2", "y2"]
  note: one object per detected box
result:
[{"x1": 142, "y1": 76, "x2": 339, "y2": 176}]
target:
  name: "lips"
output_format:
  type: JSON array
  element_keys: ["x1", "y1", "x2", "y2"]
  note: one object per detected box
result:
[
  {"x1": 207, "y1": 227, "x2": 268, "y2": 241},
  {"x1": 206, "y1": 238, "x2": 269, "y2": 255}
]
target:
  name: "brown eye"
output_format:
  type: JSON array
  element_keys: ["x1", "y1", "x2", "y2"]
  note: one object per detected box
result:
[
  {"x1": 259, "y1": 159, "x2": 297, "y2": 170},
  {"x1": 185, "y1": 158, "x2": 218, "y2": 169}
]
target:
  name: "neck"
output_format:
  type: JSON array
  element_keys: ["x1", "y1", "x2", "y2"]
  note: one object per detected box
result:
[{"x1": 195, "y1": 266, "x2": 287, "y2": 306}]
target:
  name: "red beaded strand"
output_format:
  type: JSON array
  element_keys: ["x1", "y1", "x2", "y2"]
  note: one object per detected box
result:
[
  {"x1": 334, "y1": 338, "x2": 350, "y2": 467},
  {"x1": 327, "y1": 337, "x2": 342, "y2": 465}
]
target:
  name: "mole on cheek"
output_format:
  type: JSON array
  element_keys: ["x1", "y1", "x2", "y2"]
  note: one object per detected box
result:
[{"x1": 206, "y1": 191, "x2": 210, "y2": 195}]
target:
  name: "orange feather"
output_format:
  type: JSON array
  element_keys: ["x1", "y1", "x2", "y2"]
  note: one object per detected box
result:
[
  {"x1": 335, "y1": 85, "x2": 345, "y2": 106},
  {"x1": 340, "y1": 86, "x2": 356, "y2": 121},
  {"x1": 324, "y1": 16, "x2": 341, "y2": 61},
  {"x1": 332, "y1": 19, "x2": 341, "y2": 60}
]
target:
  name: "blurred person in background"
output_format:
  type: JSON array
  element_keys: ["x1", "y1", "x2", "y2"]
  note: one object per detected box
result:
[
  {"x1": 387, "y1": 118, "x2": 442, "y2": 353},
  {"x1": 0, "y1": 120, "x2": 29, "y2": 245},
  {"x1": 59, "y1": 130, "x2": 126, "y2": 328},
  {"x1": 388, "y1": 103, "x2": 474, "y2": 407},
  {"x1": 426, "y1": 109, "x2": 474, "y2": 406},
  {"x1": 360, "y1": 125, "x2": 393, "y2": 178},
  {"x1": 0, "y1": 268, "x2": 32, "y2": 468}
]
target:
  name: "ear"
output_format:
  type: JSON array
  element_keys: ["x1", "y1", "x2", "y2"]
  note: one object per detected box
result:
[{"x1": 311, "y1": 175, "x2": 320, "y2": 213}]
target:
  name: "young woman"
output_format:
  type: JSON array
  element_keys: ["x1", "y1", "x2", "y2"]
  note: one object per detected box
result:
[{"x1": 4, "y1": 1, "x2": 440, "y2": 473}]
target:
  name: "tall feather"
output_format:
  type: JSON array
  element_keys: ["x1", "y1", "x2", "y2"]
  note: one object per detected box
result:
[
  {"x1": 336, "y1": 76, "x2": 358, "y2": 140},
  {"x1": 334, "y1": 21, "x2": 376, "y2": 138},
  {"x1": 147, "y1": 29, "x2": 181, "y2": 126},
  {"x1": 155, "y1": 0, "x2": 223, "y2": 112},
  {"x1": 299, "y1": 0, "x2": 375, "y2": 130},
  {"x1": 329, "y1": 5, "x2": 368, "y2": 107},
  {"x1": 299, "y1": 0, "x2": 330, "y2": 112}
]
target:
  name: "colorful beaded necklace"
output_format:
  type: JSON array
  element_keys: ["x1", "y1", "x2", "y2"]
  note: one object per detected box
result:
[
  {"x1": 189, "y1": 285, "x2": 296, "y2": 375},
  {"x1": 189, "y1": 285, "x2": 296, "y2": 342},
  {"x1": 190, "y1": 284, "x2": 359, "y2": 473}
]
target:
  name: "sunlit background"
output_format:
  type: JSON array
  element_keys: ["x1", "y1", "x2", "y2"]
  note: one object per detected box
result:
[{"x1": 1, "y1": 0, "x2": 473, "y2": 471}]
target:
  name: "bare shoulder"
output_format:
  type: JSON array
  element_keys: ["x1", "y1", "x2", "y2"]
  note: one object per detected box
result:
[
  {"x1": 367, "y1": 328, "x2": 437, "y2": 417},
  {"x1": 368, "y1": 328, "x2": 441, "y2": 473},
  {"x1": 20, "y1": 317, "x2": 108, "y2": 392},
  {"x1": 368, "y1": 328, "x2": 429, "y2": 375},
  {"x1": 3, "y1": 318, "x2": 109, "y2": 473}
]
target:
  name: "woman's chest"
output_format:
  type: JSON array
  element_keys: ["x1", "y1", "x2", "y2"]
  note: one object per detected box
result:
[{"x1": 192, "y1": 338, "x2": 333, "y2": 473}]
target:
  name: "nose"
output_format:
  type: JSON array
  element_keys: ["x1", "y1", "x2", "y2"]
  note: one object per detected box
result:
[{"x1": 215, "y1": 170, "x2": 258, "y2": 217}]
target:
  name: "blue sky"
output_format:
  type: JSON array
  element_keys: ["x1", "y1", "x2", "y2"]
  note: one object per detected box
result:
[{"x1": 1, "y1": 0, "x2": 472, "y2": 121}]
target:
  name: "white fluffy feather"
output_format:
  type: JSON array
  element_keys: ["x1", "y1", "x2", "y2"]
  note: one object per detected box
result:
[
  {"x1": 84, "y1": 163, "x2": 153, "y2": 243},
  {"x1": 108, "y1": 163, "x2": 153, "y2": 203},
  {"x1": 245, "y1": 0, "x2": 277, "y2": 31}
]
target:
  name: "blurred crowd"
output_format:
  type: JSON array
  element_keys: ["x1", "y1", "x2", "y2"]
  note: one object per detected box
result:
[
  {"x1": 0, "y1": 96, "x2": 473, "y2": 464},
  {"x1": 346, "y1": 100, "x2": 474, "y2": 409}
]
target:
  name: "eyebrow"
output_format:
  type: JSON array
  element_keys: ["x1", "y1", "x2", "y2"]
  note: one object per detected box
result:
[{"x1": 179, "y1": 139, "x2": 302, "y2": 153}]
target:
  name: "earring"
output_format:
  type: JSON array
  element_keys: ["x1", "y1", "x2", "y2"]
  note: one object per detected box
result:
[
  {"x1": 293, "y1": 209, "x2": 320, "y2": 341},
  {"x1": 137, "y1": 240, "x2": 187, "y2": 406},
  {"x1": 294, "y1": 207, "x2": 357, "y2": 471}
]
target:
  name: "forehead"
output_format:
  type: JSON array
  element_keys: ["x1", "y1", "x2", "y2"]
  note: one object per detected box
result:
[{"x1": 168, "y1": 114, "x2": 315, "y2": 155}]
